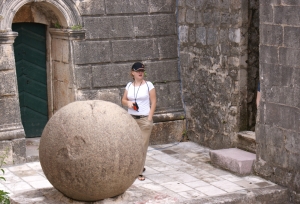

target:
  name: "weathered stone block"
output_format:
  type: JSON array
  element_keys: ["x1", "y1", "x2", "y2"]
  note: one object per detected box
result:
[
  {"x1": 207, "y1": 28, "x2": 218, "y2": 45},
  {"x1": 219, "y1": 0, "x2": 230, "y2": 12},
  {"x1": 74, "y1": 65, "x2": 92, "y2": 89},
  {"x1": 143, "y1": 60, "x2": 179, "y2": 83},
  {"x1": 186, "y1": 9, "x2": 195, "y2": 24},
  {"x1": 284, "y1": 26, "x2": 300, "y2": 48},
  {"x1": 73, "y1": 41, "x2": 111, "y2": 64},
  {"x1": 210, "y1": 148, "x2": 256, "y2": 176},
  {"x1": 92, "y1": 64, "x2": 130, "y2": 88},
  {"x1": 260, "y1": 45, "x2": 278, "y2": 64},
  {"x1": 133, "y1": 14, "x2": 176, "y2": 37},
  {"x1": 0, "y1": 98, "x2": 22, "y2": 126},
  {"x1": 179, "y1": 25, "x2": 189, "y2": 43},
  {"x1": 203, "y1": 11, "x2": 213, "y2": 26},
  {"x1": 105, "y1": 0, "x2": 148, "y2": 14},
  {"x1": 84, "y1": 17, "x2": 134, "y2": 39},
  {"x1": 274, "y1": 6, "x2": 300, "y2": 26},
  {"x1": 150, "y1": 120, "x2": 184, "y2": 145},
  {"x1": 178, "y1": 8, "x2": 186, "y2": 23},
  {"x1": 196, "y1": 27, "x2": 206, "y2": 45},
  {"x1": 51, "y1": 38, "x2": 69, "y2": 63},
  {"x1": 260, "y1": 3, "x2": 273, "y2": 23},
  {"x1": 0, "y1": 45, "x2": 16, "y2": 70},
  {"x1": 265, "y1": 126, "x2": 284, "y2": 148},
  {"x1": 12, "y1": 138, "x2": 26, "y2": 165},
  {"x1": 265, "y1": 103, "x2": 281, "y2": 126},
  {"x1": 281, "y1": 0, "x2": 300, "y2": 5},
  {"x1": 112, "y1": 39, "x2": 158, "y2": 62},
  {"x1": 0, "y1": 140, "x2": 13, "y2": 165},
  {"x1": 279, "y1": 47, "x2": 300, "y2": 67},
  {"x1": 189, "y1": 27, "x2": 196, "y2": 42},
  {"x1": 76, "y1": 89, "x2": 122, "y2": 106},
  {"x1": 195, "y1": 11, "x2": 203, "y2": 24},
  {"x1": 76, "y1": 0, "x2": 105, "y2": 16},
  {"x1": 149, "y1": 0, "x2": 176, "y2": 13},
  {"x1": 157, "y1": 36, "x2": 178, "y2": 59},
  {"x1": 261, "y1": 24, "x2": 283, "y2": 46},
  {"x1": 185, "y1": 0, "x2": 195, "y2": 8},
  {"x1": 280, "y1": 106, "x2": 298, "y2": 131},
  {"x1": 53, "y1": 61, "x2": 70, "y2": 82},
  {"x1": 231, "y1": 0, "x2": 242, "y2": 10},
  {"x1": 229, "y1": 28, "x2": 241, "y2": 43},
  {"x1": 0, "y1": 70, "x2": 17, "y2": 96},
  {"x1": 154, "y1": 82, "x2": 183, "y2": 112},
  {"x1": 285, "y1": 130, "x2": 300, "y2": 154}
]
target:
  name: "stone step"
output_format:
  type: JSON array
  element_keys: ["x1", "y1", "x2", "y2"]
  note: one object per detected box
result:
[
  {"x1": 237, "y1": 131, "x2": 256, "y2": 153},
  {"x1": 209, "y1": 148, "x2": 256, "y2": 176},
  {"x1": 26, "y1": 138, "x2": 40, "y2": 163}
]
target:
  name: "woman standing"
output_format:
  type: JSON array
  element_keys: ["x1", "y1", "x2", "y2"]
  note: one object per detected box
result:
[{"x1": 122, "y1": 62, "x2": 156, "y2": 181}]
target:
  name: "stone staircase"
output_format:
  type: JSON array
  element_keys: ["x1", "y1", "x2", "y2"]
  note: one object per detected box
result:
[
  {"x1": 208, "y1": 131, "x2": 291, "y2": 203},
  {"x1": 237, "y1": 131, "x2": 256, "y2": 153}
]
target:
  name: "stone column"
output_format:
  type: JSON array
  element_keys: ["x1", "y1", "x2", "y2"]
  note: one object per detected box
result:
[
  {"x1": 0, "y1": 32, "x2": 26, "y2": 165},
  {"x1": 48, "y1": 29, "x2": 85, "y2": 115}
]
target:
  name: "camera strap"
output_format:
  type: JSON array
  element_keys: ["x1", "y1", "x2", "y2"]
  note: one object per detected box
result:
[{"x1": 133, "y1": 80, "x2": 143, "y2": 104}]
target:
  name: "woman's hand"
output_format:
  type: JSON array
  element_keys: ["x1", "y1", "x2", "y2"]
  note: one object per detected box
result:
[
  {"x1": 147, "y1": 116, "x2": 153, "y2": 121},
  {"x1": 127, "y1": 101, "x2": 134, "y2": 109}
]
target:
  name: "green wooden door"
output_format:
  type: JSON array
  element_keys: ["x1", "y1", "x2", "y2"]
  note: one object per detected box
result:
[{"x1": 13, "y1": 23, "x2": 48, "y2": 138}]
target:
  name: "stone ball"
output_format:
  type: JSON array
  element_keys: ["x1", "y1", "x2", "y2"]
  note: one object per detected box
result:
[{"x1": 39, "y1": 100, "x2": 144, "y2": 201}]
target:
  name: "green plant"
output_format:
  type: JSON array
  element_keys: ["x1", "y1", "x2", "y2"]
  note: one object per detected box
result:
[
  {"x1": 54, "y1": 22, "x2": 61, "y2": 29},
  {"x1": 181, "y1": 129, "x2": 189, "y2": 142},
  {"x1": 0, "y1": 149, "x2": 10, "y2": 204},
  {"x1": 71, "y1": 25, "x2": 82, "y2": 30}
]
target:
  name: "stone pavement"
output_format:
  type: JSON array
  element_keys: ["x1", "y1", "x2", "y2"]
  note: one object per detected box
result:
[{"x1": 1, "y1": 141, "x2": 289, "y2": 204}]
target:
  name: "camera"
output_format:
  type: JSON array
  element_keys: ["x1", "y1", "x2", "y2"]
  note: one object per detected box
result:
[{"x1": 133, "y1": 102, "x2": 139, "y2": 111}]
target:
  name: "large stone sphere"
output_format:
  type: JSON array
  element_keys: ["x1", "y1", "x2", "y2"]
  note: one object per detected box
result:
[{"x1": 39, "y1": 100, "x2": 144, "y2": 201}]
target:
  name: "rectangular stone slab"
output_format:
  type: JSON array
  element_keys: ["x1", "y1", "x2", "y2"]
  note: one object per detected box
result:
[{"x1": 209, "y1": 148, "x2": 256, "y2": 176}]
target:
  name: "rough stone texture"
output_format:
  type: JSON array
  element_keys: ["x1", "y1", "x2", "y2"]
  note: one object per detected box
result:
[
  {"x1": 10, "y1": 183, "x2": 291, "y2": 204},
  {"x1": 39, "y1": 100, "x2": 144, "y2": 201},
  {"x1": 150, "y1": 120, "x2": 185, "y2": 145},
  {"x1": 178, "y1": 0, "x2": 252, "y2": 149},
  {"x1": 210, "y1": 148, "x2": 256, "y2": 176},
  {"x1": 0, "y1": 138, "x2": 26, "y2": 165},
  {"x1": 237, "y1": 131, "x2": 256, "y2": 153},
  {"x1": 254, "y1": 1, "x2": 300, "y2": 203},
  {"x1": 0, "y1": 0, "x2": 183, "y2": 153}
]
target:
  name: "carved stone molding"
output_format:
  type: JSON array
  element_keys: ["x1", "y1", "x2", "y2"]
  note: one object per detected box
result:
[
  {"x1": 0, "y1": 0, "x2": 82, "y2": 31},
  {"x1": 0, "y1": 32, "x2": 18, "y2": 44}
]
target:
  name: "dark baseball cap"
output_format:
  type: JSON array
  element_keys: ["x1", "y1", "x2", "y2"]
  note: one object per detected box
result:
[{"x1": 132, "y1": 62, "x2": 145, "y2": 71}]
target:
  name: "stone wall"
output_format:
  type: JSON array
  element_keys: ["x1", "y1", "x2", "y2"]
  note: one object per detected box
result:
[
  {"x1": 72, "y1": 0, "x2": 185, "y2": 144},
  {"x1": 254, "y1": 1, "x2": 300, "y2": 202},
  {"x1": 178, "y1": 0, "x2": 249, "y2": 149},
  {"x1": 0, "y1": 33, "x2": 26, "y2": 164}
]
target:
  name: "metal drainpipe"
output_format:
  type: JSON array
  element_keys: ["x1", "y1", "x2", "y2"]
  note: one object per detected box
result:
[{"x1": 175, "y1": 0, "x2": 189, "y2": 139}]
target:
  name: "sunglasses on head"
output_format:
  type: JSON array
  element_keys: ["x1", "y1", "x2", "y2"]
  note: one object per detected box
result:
[{"x1": 133, "y1": 69, "x2": 145, "y2": 72}]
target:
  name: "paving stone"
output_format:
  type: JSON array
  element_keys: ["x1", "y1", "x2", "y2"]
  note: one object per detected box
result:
[
  {"x1": 7, "y1": 141, "x2": 289, "y2": 203},
  {"x1": 160, "y1": 182, "x2": 193, "y2": 193},
  {"x1": 178, "y1": 190, "x2": 206, "y2": 199},
  {"x1": 184, "y1": 180, "x2": 210, "y2": 188},
  {"x1": 196, "y1": 185, "x2": 227, "y2": 196},
  {"x1": 211, "y1": 180, "x2": 245, "y2": 193}
]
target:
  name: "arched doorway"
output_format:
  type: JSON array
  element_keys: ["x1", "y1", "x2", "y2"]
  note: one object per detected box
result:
[
  {"x1": 12, "y1": 23, "x2": 48, "y2": 138},
  {"x1": 0, "y1": 0, "x2": 84, "y2": 164}
]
